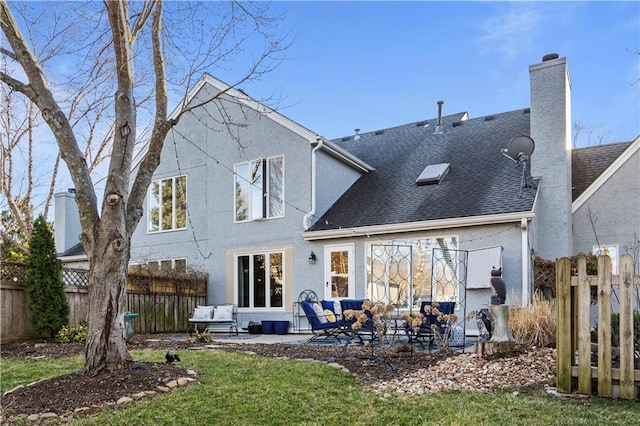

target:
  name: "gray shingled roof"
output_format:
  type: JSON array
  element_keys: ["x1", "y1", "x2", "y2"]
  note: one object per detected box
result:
[
  {"x1": 571, "y1": 141, "x2": 632, "y2": 201},
  {"x1": 60, "y1": 242, "x2": 86, "y2": 257},
  {"x1": 309, "y1": 109, "x2": 538, "y2": 231}
]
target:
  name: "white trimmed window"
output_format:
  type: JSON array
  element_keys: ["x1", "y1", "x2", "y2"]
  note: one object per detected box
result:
[
  {"x1": 592, "y1": 245, "x2": 619, "y2": 275},
  {"x1": 236, "y1": 251, "x2": 284, "y2": 309},
  {"x1": 234, "y1": 156, "x2": 284, "y2": 222},
  {"x1": 148, "y1": 175, "x2": 187, "y2": 232}
]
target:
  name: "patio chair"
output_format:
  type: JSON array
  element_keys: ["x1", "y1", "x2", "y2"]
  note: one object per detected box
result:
[
  {"x1": 300, "y1": 300, "x2": 347, "y2": 343},
  {"x1": 406, "y1": 301, "x2": 456, "y2": 347},
  {"x1": 340, "y1": 299, "x2": 376, "y2": 344}
]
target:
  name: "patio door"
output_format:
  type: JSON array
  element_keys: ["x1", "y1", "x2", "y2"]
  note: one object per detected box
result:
[{"x1": 324, "y1": 244, "x2": 354, "y2": 300}]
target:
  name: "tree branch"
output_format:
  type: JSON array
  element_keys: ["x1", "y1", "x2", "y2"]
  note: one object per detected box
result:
[{"x1": 1, "y1": 0, "x2": 99, "y2": 237}]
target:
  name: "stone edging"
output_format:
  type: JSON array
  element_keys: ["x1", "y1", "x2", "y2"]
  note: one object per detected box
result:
[{"x1": 1, "y1": 370, "x2": 198, "y2": 424}]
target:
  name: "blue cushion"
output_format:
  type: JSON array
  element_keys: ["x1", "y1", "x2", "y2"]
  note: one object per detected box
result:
[
  {"x1": 302, "y1": 301, "x2": 344, "y2": 330},
  {"x1": 418, "y1": 301, "x2": 456, "y2": 333},
  {"x1": 321, "y1": 300, "x2": 335, "y2": 311}
]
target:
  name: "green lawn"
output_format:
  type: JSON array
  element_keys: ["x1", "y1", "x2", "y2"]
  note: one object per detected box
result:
[{"x1": 1, "y1": 349, "x2": 637, "y2": 425}]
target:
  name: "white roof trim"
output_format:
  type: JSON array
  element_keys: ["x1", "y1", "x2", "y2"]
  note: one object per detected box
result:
[
  {"x1": 302, "y1": 211, "x2": 534, "y2": 241},
  {"x1": 315, "y1": 139, "x2": 374, "y2": 173},
  {"x1": 59, "y1": 254, "x2": 88, "y2": 262},
  {"x1": 572, "y1": 136, "x2": 640, "y2": 213}
]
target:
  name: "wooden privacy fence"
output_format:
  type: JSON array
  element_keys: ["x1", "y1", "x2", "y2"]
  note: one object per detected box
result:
[
  {"x1": 126, "y1": 269, "x2": 207, "y2": 334},
  {"x1": 1, "y1": 262, "x2": 207, "y2": 342},
  {"x1": 556, "y1": 254, "x2": 639, "y2": 399}
]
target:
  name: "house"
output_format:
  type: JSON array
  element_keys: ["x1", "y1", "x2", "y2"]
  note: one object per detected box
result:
[
  {"x1": 54, "y1": 188, "x2": 89, "y2": 270},
  {"x1": 121, "y1": 53, "x2": 637, "y2": 333},
  {"x1": 571, "y1": 138, "x2": 640, "y2": 274}
]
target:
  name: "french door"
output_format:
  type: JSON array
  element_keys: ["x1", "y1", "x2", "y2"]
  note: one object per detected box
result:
[{"x1": 323, "y1": 244, "x2": 354, "y2": 300}]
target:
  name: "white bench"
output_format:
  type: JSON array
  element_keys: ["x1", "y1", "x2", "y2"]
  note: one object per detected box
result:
[{"x1": 188, "y1": 304, "x2": 238, "y2": 335}]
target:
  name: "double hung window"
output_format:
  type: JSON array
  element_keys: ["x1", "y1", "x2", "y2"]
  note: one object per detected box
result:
[
  {"x1": 148, "y1": 175, "x2": 187, "y2": 232},
  {"x1": 234, "y1": 156, "x2": 284, "y2": 222}
]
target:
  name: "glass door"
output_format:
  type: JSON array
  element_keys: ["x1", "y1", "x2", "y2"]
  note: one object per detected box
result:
[{"x1": 324, "y1": 244, "x2": 355, "y2": 300}]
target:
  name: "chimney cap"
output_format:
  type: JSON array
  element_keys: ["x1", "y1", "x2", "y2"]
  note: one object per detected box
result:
[{"x1": 542, "y1": 53, "x2": 559, "y2": 62}]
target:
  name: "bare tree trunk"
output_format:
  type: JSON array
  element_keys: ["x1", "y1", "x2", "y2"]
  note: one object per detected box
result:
[
  {"x1": 80, "y1": 0, "x2": 139, "y2": 373},
  {"x1": 2, "y1": 0, "x2": 288, "y2": 375},
  {"x1": 84, "y1": 236, "x2": 132, "y2": 372}
]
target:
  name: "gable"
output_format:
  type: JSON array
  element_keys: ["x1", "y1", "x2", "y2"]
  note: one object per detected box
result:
[
  {"x1": 571, "y1": 138, "x2": 639, "y2": 214},
  {"x1": 131, "y1": 73, "x2": 372, "y2": 174},
  {"x1": 571, "y1": 140, "x2": 635, "y2": 201}
]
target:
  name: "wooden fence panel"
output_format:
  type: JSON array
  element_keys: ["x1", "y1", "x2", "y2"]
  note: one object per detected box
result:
[
  {"x1": 556, "y1": 254, "x2": 639, "y2": 399},
  {"x1": 2, "y1": 263, "x2": 207, "y2": 342},
  {"x1": 577, "y1": 257, "x2": 592, "y2": 395},
  {"x1": 0, "y1": 284, "x2": 36, "y2": 341},
  {"x1": 619, "y1": 255, "x2": 635, "y2": 399},
  {"x1": 556, "y1": 257, "x2": 572, "y2": 394},
  {"x1": 597, "y1": 255, "x2": 612, "y2": 397}
]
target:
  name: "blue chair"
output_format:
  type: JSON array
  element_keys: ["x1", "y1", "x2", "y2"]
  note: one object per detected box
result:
[
  {"x1": 340, "y1": 299, "x2": 377, "y2": 343},
  {"x1": 300, "y1": 301, "x2": 346, "y2": 343},
  {"x1": 406, "y1": 301, "x2": 456, "y2": 346}
]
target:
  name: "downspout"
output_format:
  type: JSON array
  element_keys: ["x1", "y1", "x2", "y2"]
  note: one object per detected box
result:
[
  {"x1": 304, "y1": 138, "x2": 324, "y2": 230},
  {"x1": 521, "y1": 217, "x2": 530, "y2": 306}
]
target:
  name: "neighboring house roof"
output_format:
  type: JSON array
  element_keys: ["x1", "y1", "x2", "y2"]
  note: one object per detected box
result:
[
  {"x1": 60, "y1": 242, "x2": 86, "y2": 257},
  {"x1": 571, "y1": 138, "x2": 638, "y2": 205},
  {"x1": 307, "y1": 108, "x2": 538, "y2": 236}
]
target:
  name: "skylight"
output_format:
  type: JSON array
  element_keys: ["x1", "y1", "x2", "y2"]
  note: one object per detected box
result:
[{"x1": 415, "y1": 163, "x2": 450, "y2": 185}]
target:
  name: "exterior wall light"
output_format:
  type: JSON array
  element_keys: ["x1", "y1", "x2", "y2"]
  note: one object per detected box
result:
[{"x1": 308, "y1": 251, "x2": 316, "y2": 264}]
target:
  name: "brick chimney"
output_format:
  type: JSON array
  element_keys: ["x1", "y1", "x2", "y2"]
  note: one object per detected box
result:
[{"x1": 529, "y1": 53, "x2": 573, "y2": 259}]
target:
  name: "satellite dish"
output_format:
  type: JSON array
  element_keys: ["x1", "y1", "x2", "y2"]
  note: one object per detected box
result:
[
  {"x1": 501, "y1": 135, "x2": 536, "y2": 189},
  {"x1": 502, "y1": 135, "x2": 535, "y2": 162}
]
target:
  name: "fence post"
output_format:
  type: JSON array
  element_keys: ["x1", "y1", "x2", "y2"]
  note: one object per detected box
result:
[
  {"x1": 618, "y1": 254, "x2": 635, "y2": 400},
  {"x1": 597, "y1": 255, "x2": 612, "y2": 397},
  {"x1": 556, "y1": 257, "x2": 572, "y2": 393},
  {"x1": 577, "y1": 256, "x2": 592, "y2": 395}
]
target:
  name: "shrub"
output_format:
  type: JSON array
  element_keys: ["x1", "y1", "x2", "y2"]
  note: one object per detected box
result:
[
  {"x1": 25, "y1": 215, "x2": 70, "y2": 338},
  {"x1": 193, "y1": 328, "x2": 212, "y2": 343},
  {"x1": 55, "y1": 322, "x2": 88, "y2": 343},
  {"x1": 602, "y1": 311, "x2": 640, "y2": 351},
  {"x1": 509, "y1": 292, "x2": 556, "y2": 348}
]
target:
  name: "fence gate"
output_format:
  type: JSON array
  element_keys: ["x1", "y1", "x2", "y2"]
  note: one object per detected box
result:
[
  {"x1": 556, "y1": 254, "x2": 639, "y2": 399},
  {"x1": 432, "y1": 247, "x2": 468, "y2": 348}
]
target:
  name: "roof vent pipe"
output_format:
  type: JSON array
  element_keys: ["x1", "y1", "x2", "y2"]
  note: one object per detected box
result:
[
  {"x1": 354, "y1": 128, "x2": 361, "y2": 140},
  {"x1": 434, "y1": 100, "x2": 444, "y2": 134}
]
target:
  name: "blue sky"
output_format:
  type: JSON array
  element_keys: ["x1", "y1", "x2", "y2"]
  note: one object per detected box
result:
[{"x1": 222, "y1": 1, "x2": 639, "y2": 147}]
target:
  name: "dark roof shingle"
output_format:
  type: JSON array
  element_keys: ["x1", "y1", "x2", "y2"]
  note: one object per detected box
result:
[
  {"x1": 571, "y1": 142, "x2": 633, "y2": 201},
  {"x1": 309, "y1": 109, "x2": 538, "y2": 231}
]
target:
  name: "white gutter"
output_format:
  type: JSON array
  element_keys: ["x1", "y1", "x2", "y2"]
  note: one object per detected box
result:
[
  {"x1": 318, "y1": 139, "x2": 375, "y2": 174},
  {"x1": 303, "y1": 211, "x2": 535, "y2": 241},
  {"x1": 303, "y1": 138, "x2": 324, "y2": 230},
  {"x1": 520, "y1": 217, "x2": 530, "y2": 306}
]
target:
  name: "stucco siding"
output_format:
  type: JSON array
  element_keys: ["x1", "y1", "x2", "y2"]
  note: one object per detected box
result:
[
  {"x1": 314, "y1": 151, "x2": 362, "y2": 225},
  {"x1": 130, "y1": 83, "x2": 317, "y2": 314},
  {"x1": 573, "y1": 148, "x2": 640, "y2": 258},
  {"x1": 301, "y1": 222, "x2": 526, "y2": 335}
]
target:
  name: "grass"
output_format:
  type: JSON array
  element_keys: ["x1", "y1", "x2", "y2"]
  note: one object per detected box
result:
[{"x1": 2, "y1": 349, "x2": 638, "y2": 425}]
